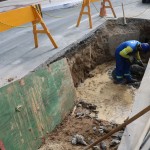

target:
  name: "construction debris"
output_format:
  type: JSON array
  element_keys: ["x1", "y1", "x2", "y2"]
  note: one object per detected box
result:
[
  {"x1": 110, "y1": 139, "x2": 120, "y2": 147},
  {"x1": 39, "y1": 100, "x2": 123, "y2": 150},
  {"x1": 78, "y1": 101, "x2": 97, "y2": 111},
  {"x1": 84, "y1": 105, "x2": 150, "y2": 150},
  {"x1": 71, "y1": 134, "x2": 87, "y2": 146},
  {"x1": 92, "y1": 145, "x2": 100, "y2": 150},
  {"x1": 7, "y1": 77, "x2": 14, "y2": 82},
  {"x1": 111, "y1": 131, "x2": 124, "y2": 140},
  {"x1": 100, "y1": 141, "x2": 107, "y2": 150}
]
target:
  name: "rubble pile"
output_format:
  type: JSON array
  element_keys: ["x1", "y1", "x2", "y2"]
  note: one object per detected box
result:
[{"x1": 39, "y1": 100, "x2": 125, "y2": 150}]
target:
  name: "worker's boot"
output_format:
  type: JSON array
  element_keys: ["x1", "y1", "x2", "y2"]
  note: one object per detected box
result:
[
  {"x1": 126, "y1": 78, "x2": 138, "y2": 84},
  {"x1": 112, "y1": 68, "x2": 127, "y2": 84},
  {"x1": 114, "y1": 78, "x2": 127, "y2": 85}
]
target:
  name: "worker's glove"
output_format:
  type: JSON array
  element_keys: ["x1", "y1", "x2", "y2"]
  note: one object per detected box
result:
[
  {"x1": 128, "y1": 56, "x2": 134, "y2": 64},
  {"x1": 137, "y1": 60, "x2": 144, "y2": 67}
]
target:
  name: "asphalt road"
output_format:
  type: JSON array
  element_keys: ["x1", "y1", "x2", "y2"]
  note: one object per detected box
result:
[{"x1": 0, "y1": 0, "x2": 150, "y2": 87}]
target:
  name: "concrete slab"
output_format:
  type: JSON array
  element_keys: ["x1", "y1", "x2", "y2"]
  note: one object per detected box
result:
[
  {"x1": 118, "y1": 60, "x2": 150, "y2": 150},
  {"x1": 140, "y1": 130, "x2": 150, "y2": 150}
]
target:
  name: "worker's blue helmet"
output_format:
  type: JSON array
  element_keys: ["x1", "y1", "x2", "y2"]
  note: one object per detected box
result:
[{"x1": 141, "y1": 43, "x2": 150, "y2": 53}]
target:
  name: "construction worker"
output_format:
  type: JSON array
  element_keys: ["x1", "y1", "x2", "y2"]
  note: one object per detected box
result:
[{"x1": 113, "y1": 40, "x2": 150, "y2": 84}]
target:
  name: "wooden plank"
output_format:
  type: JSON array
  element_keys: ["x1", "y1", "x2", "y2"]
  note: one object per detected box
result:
[
  {"x1": 0, "y1": 6, "x2": 35, "y2": 32},
  {"x1": 0, "y1": 58, "x2": 76, "y2": 150}
]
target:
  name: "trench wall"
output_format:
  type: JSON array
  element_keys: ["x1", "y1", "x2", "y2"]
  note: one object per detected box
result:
[{"x1": 66, "y1": 18, "x2": 150, "y2": 86}]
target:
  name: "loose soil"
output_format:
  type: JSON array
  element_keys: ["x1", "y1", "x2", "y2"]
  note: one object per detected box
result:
[
  {"x1": 39, "y1": 61, "x2": 136, "y2": 150},
  {"x1": 39, "y1": 114, "x2": 120, "y2": 150},
  {"x1": 76, "y1": 61, "x2": 136, "y2": 124}
]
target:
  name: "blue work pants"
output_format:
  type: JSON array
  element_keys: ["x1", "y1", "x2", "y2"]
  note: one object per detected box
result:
[{"x1": 115, "y1": 53, "x2": 131, "y2": 81}]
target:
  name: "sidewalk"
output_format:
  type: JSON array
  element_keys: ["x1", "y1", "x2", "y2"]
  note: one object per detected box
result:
[
  {"x1": 0, "y1": 0, "x2": 82, "y2": 12},
  {"x1": 42, "y1": 0, "x2": 82, "y2": 11}
]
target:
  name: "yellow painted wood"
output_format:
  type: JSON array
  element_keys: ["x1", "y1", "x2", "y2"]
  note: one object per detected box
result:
[
  {"x1": 36, "y1": 30, "x2": 46, "y2": 33},
  {"x1": 106, "y1": 0, "x2": 116, "y2": 18},
  {"x1": 100, "y1": 0, "x2": 116, "y2": 18},
  {"x1": 90, "y1": 0, "x2": 100, "y2": 2},
  {"x1": 0, "y1": 5, "x2": 58, "y2": 48},
  {"x1": 32, "y1": 6, "x2": 58, "y2": 48},
  {"x1": 0, "y1": 6, "x2": 35, "y2": 32},
  {"x1": 76, "y1": 0, "x2": 101, "y2": 29},
  {"x1": 76, "y1": 0, "x2": 116, "y2": 28},
  {"x1": 84, "y1": 0, "x2": 99, "y2": 5}
]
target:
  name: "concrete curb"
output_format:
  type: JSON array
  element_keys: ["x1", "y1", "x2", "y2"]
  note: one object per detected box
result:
[{"x1": 41, "y1": 0, "x2": 82, "y2": 11}]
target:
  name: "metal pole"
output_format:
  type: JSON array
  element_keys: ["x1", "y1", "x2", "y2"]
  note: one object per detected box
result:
[
  {"x1": 122, "y1": 2, "x2": 127, "y2": 25},
  {"x1": 84, "y1": 105, "x2": 150, "y2": 150}
]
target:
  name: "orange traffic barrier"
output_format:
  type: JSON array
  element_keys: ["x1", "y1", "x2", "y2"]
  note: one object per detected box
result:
[
  {"x1": 76, "y1": 0, "x2": 100, "y2": 29},
  {"x1": 100, "y1": 0, "x2": 116, "y2": 18},
  {"x1": 77, "y1": 0, "x2": 116, "y2": 28},
  {"x1": 100, "y1": 1, "x2": 106, "y2": 17},
  {"x1": 0, "y1": 4, "x2": 58, "y2": 48}
]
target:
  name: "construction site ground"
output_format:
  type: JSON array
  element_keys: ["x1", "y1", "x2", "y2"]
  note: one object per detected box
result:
[
  {"x1": 39, "y1": 61, "x2": 136, "y2": 150},
  {"x1": 0, "y1": 0, "x2": 150, "y2": 150},
  {"x1": 0, "y1": 0, "x2": 150, "y2": 87}
]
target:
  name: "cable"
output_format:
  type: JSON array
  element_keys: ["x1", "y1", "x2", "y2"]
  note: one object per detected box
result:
[
  {"x1": 130, "y1": 7, "x2": 150, "y2": 18},
  {"x1": 92, "y1": 2, "x2": 100, "y2": 13},
  {"x1": 0, "y1": 20, "x2": 33, "y2": 28},
  {"x1": 92, "y1": 2, "x2": 108, "y2": 21},
  {"x1": 41, "y1": 1, "x2": 150, "y2": 21},
  {"x1": 0, "y1": 18, "x2": 42, "y2": 29},
  {"x1": 113, "y1": 0, "x2": 141, "y2": 8},
  {"x1": 91, "y1": 0, "x2": 150, "y2": 21},
  {"x1": 43, "y1": 12, "x2": 63, "y2": 18},
  {"x1": 0, "y1": 0, "x2": 149, "y2": 27},
  {"x1": 0, "y1": 0, "x2": 145, "y2": 20}
]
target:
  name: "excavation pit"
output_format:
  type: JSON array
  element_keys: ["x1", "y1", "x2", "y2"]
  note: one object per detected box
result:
[
  {"x1": 40, "y1": 18, "x2": 150, "y2": 150},
  {"x1": 66, "y1": 18, "x2": 150, "y2": 123}
]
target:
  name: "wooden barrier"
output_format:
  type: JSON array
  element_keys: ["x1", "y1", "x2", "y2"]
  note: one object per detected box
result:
[
  {"x1": 0, "y1": 4, "x2": 58, "y2": 48},
  {"x1": 101, "y1": 0, "x2": 116, "y2": 18},
  {"x1": 76, "y1": 0, "x2": 116, "y2": 28}
]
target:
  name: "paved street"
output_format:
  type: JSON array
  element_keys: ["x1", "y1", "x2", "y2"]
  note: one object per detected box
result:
[
  {"x1": 0, "y1": 0, "x2": 82, "y2": 12},
  {"x1": 0, "y1": 0, "x2": 150, "y2": 87}
]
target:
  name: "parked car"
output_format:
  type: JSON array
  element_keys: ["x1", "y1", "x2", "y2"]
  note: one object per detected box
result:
[{"x1": 142, "y1": 0, "x2": 150, "y2": 3}]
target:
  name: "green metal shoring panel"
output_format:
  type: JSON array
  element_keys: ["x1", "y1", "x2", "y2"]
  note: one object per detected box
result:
[{"x1": 0, "y1": 58, "x2": 76, "y2": 150}]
